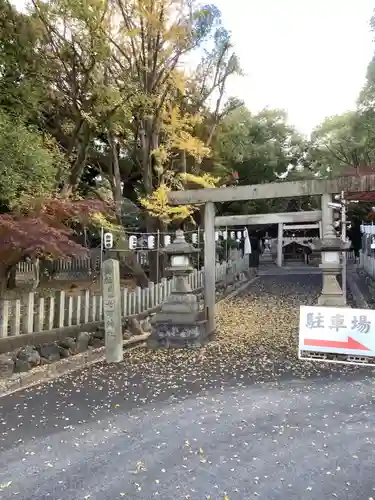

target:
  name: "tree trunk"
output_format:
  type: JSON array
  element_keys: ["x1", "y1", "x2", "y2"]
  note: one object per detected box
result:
[
  {"x1": 0, "y1": 264, "x2": 16, "y2": 296},
  {"x1": 146, "y1": 216, "x2": 167, "y2": 283},
  {"x1": 114, "y1": 237, "x2": 149, "y2": 287},
  {"x1": 61, "y1": 125, "x2": 91, "y2": 196},
  {"x1": 7, "y1": 266, "x2": 17, "y2": 290},
  {"x1": 108, "y1": 132, "x2": 123, "y2": 221},
  {"x1": 108, "y1": 130, "x2": 149, "y2": 287},
  {"x1": 0, "y1": 266, "x2": 8, "y2": 296},
  {"x1": 40, "y1": 260, "x2": 57, "y2": 282}
]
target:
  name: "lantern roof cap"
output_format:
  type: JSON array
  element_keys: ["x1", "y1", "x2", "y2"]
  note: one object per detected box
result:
[{"x1": 164, "y1": 230, "x2": 199, "y2": 255}]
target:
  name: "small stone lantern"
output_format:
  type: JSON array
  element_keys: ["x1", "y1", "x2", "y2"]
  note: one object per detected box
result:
[
  {"x1": 261, "y1": 232, "x2": 273, "y2": 262},
  {"x1": 148, "y1": 230, "x2": 207, "y2": 348},
  {"x1": 309, "y1": 224, "x2": 351, "y2": 307}
]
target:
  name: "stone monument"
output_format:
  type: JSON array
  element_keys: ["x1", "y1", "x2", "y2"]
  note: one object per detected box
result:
[
  {"x1": 102, "y1": 258, "x2": 123, "y2": 362},
  {"x1": 148, "y1": 230, "x2": 207, "y2": 348}
]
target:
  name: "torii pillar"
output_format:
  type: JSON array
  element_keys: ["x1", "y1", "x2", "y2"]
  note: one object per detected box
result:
[{"x1": 204, "y1": 202, "x2": 216, "y2": 334}]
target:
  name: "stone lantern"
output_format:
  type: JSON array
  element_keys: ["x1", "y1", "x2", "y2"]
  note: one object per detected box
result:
[
  {"x1": 309, "y1": 224, "x2": 351, "y2": 307},
  {"x1": 148, "y1": 230, "x2": 207, "y2": 348},
  {"x1": 260, "y1": 232, "x2": 273, "y2": 262}
]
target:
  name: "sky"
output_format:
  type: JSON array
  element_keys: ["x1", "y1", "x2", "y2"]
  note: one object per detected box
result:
[
  {"x1": 13, "y1": 0, "x2": 375, "y2": 137},
  {"x1": 213, "y1": 0, "x2": 375, "y2": 136}
]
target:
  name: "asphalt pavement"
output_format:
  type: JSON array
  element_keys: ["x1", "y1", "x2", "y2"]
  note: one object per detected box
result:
[{"x1": 0, "y1": 274, "x2": 374, "y2": 500}]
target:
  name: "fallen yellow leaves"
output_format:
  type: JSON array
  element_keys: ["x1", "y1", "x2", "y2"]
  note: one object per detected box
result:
[{"x1": 0, "y1": 481, "x2": 12, "y2": 490}]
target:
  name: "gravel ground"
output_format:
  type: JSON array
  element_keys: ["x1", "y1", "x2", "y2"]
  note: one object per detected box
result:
[{"x1": 0, "y1": 274, "x2": 374, "y2": 500}]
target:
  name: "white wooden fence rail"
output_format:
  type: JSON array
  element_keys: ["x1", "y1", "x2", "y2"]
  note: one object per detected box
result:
[
  {"x1": 18, "y1": 240, "x2": 355, "y2": 279},
  {"x1": 360, "y1": 235, "x2": 375, "y2": 278},
  {"x1": 0, "y1": 255, "x2": 249, "y2": 339},
  {"x1": 359, "y1": 229, "x2": 375, "y2": 279}
]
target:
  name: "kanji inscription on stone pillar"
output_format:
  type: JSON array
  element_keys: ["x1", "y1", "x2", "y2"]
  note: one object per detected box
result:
[{"x1": 102, "y1": 259, "x2": 123, "y2": 363}]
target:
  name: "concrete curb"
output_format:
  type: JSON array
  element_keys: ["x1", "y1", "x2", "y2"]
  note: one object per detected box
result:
[
  {"x1": 221, "y1": 274, "x2": 259, "y2": 302},
  {"x1": 0, "y1": 334, "x2": 149, "y2": 399},
  {"x1": 347, "y1": 271, "x2": 370, "y2": 309}
]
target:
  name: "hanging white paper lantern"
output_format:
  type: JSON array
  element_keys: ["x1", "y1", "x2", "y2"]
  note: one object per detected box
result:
[
  {"x1": 103, "y1": 232, "x2": 113, "y2": 249},
  {"x1": 147, "y1": 235, "x2": 155, "y2": 249},
  {"x1": 129, "y1": 235, "x2": 137, "y2": 249}
]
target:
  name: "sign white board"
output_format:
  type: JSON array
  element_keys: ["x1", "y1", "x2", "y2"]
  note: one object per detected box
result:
[{"x1": 299, "y1": 305, "x2": 375, "y2": 363}]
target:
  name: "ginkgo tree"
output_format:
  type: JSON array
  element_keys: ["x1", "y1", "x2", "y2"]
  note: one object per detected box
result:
[
  {"x1": 0, "y1": 0, "x2": 243, "y2": 285},
  {"x1": 103, "y1": 0, "x2": 224, "y2": 206}
]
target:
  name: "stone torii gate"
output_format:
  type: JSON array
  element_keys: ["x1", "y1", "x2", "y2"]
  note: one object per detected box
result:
[
  {"x1": 168, "y1": 175, "x2": 375, "y2": 333},
  {"x1": 215, "y1": 210, "x2": 323, "y2": 267}
]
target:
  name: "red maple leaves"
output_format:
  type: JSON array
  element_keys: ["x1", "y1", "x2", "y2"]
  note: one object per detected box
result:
[{"x1": 0, "y1": 197, "x2": 113, "y2": 267}]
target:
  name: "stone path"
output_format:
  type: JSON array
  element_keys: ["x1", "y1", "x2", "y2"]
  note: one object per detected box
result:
[{"x1": 0, "y1": 274, "x2": 374, "y2": 499}]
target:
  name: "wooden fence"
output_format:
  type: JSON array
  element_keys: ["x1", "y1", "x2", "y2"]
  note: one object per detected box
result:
[
  {"x1": 0, "y1": 255, "x2": 249, "y2": 339},
  {"x1": 360, "y1": 231, "x2": 375, "y2": 278},
  {"x1": 16, "y1": 241, "x2": 357, "y2": 282},
  {"x1": 16, "y1": 252, "x2": 101, "y2": 282}
]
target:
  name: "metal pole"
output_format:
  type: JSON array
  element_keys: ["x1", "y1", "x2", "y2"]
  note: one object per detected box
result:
[
  {"x1": 156, "y1": 229, "x2": 160, "y2": 285},
  {"x1": 341, "y1": 191, "x2": 347, "y2": 304},
  {"x1": 99, "y1": 226, "x2": 104, "y2": 291},
  {"x1": 197, "y1": 227, "x2": 201, "y2": 270},
  {"x1": 277, "y1": 222, "x2": 283, "y2": 267},
  {"x1": 225, "y1": 226, "x2": 228, "y2": 263}
]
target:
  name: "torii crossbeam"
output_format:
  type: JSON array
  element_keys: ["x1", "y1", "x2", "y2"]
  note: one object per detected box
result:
[{"x1": 168, "y1": 175, "x2": 375, "y2": 205}]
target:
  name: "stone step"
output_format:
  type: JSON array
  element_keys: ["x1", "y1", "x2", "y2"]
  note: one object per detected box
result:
[{"x1": 258, "y1": 267, "x2": 323, "y2": 276}]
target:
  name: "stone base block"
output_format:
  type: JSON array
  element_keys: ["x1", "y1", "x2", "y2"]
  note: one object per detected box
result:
[
  {"x1": 147, "y1": 321, "x2": 207, "y2": 349},
  {"x1": 260, "y1": 253, "x2": 273, "y2": 262},
  {"x1": 319, "y1": 267, "x2": 348, "y2": 307},
  {"x1": 317, "y1": 293, "x2": 347, "y2": 307}
]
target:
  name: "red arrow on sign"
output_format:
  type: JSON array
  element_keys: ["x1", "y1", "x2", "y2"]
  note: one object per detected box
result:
[{"x1": 304, "y1": 337, "x2": 370, "y2": 351}]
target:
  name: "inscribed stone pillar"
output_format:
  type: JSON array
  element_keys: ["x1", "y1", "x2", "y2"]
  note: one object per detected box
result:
[{"x1": 102, "y1": 259, "x2": 123, "y2": 362}]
